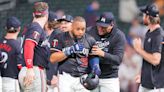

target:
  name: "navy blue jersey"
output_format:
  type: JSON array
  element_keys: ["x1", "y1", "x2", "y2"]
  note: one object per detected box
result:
[
  {"x1": 141, "y1": 28, "x2": 163, "y2": 89},
  {"x1": 49, "y1": 28, "x2": 62, "y2": 44},
  {"x1": 87, "y1": 26, "x2": 126, "y2": 78},
  {"x1": 0, "y1": 37, "x2": 22, "y2": 79},
  {"x1": 51, "y1": 32, "x2": 96, "y2": 76},
  {"x1": 24, "y1": 22, "x2": 50, "y2": 68},
  {"x1": 46, "y1": 29, "x2": 60, "y2": 82}
]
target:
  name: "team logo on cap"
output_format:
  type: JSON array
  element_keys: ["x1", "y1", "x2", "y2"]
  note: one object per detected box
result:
[
  {"x1": 101, "y1": 17, "x2": 106, "y2": 22},
  {"x1": 62, "y1": 15, "x2": 66, "y2": 19}
]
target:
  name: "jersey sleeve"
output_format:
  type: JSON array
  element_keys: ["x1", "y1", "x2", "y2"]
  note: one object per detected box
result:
[
  {"x1": 50, "y1": 34, "x2": 63, "y2": 52},
  {"x1": 25, "y1": 26, "x2": 42, "y2": 45},
  {"x1": 151, "y1": 33, "x2": 163, "y2": 53}
]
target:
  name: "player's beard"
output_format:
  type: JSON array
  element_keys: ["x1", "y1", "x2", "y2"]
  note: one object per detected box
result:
[
  {"x1": 143, "y1": 20, "x2": 149, "y2": 26},
  {"x1": 143, "y1": 17, "x2": 149, "y2": 26},
  {"x1": 72, "y1": 31, "x2": 83, "y2": 39}
]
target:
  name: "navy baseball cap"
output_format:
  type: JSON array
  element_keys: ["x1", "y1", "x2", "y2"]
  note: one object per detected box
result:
[
  {"x1": 96, "y1": 12, "x2": 114, "y2": 27},
  {"x1": 48, "y1": 11, "x2": 58, "y2": 22},
  {"x1": 58, "y1": 15, "x2": 73, "y2": 22},
  {"x1": 6, "y1": 16, "x2": 21, "y2": 29},
  {"x1": 140, "y1": 3, "x2": 159, "y2": 17}
]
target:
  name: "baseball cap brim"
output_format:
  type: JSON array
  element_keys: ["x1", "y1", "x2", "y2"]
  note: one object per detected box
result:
[
  {"x1": 139, "y1": 6, "x2": 147, "y2": 13},
  {"x1": 96, "y1": 22, "x2": 110, "y2": 27},
  {"x1": 57, "y1": 19, "x2": 72, "y2": 22}
]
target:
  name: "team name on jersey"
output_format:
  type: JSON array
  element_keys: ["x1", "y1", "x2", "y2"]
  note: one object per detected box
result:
[
  {"x1": 96, "y1": 41, "x2": 110, "y2": 49},
  {"x1": 63, "y1": 47, "x2": 89, "y2": 56},
  {"x1": 0, "y1": 43, "x2": 12, "y2": 52}
]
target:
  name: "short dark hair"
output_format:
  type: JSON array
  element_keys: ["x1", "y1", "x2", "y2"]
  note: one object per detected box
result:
[
  {"x1": 73, "y1": 16, "x2": 85, "y2": 23},
  {"x1": 48, "y1": 21, "x2": 59, "y2": 29},
  {"x1": 6, "y1": 27, "x2": 20, "y2": 33}
]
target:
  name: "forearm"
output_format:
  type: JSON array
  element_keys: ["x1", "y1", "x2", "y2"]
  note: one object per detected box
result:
[
  {"x1": 53, "y1": 63, "x2": 58, "y2": 75},
  {"x1": 138, "y1": 49, "x2": 161, "y2": 66},
  {"x1": 50, "y1": 52, "x2": 67, "y2": 63},
  {"x1": 24, "y1": 40, "x2": 36, "y2": 68},
  {"x1": 103, "y1": 52, "x2": 122, "y2": 65}
]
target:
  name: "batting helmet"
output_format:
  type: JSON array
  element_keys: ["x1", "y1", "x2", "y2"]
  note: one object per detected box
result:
[{"x1": 80, "y1": 73, "x2": 99, "y2": 90}]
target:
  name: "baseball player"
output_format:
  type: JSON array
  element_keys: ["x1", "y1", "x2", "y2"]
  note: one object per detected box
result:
[
  {"x1": 57, "y1": 14, "x2": 73, "y2": 32},
  {"x1": 50, "y1": 16, "x2": 101, "y2": 92},
  {"x1": 18, "y1": 2, "x2": 49, "y2": 92},
  {"x1": 48, "y1": 14, "x2": 73, "y2": 44},
  {"x1": 87, "y1": 12, "x2": 126, "y2": 92},
  {"x1": 45, "y1": 11, "x2": 59, "y2": 92},
  {"x1": 133, "y1": 3, "x2": 164, "y2": 92},
  {"x1": 0, "y1": 16, "x2": 22, "y2": 92}
]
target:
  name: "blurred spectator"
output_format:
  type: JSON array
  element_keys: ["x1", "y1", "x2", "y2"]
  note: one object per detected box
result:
[
  {"x1": 154, "y1": 0, "x2": 164, "y2": 16},
  {"x1": 119, "y1": 43, "x2": 142, "y2": 92},
  {"x1": 84, "y1": 0, "x2": 100, "y2": 27},
  {"x1": 28, "y1": 0, "x2": 42, "y2": 3},
  {"x1": 128, "y1": 15, "x2": 148, "y2": 46},
  {"x1": 119, "y1": 0, "x2": 139, "y2": 23},
  {"x1": 55, "y1": 8, "x2": 65, "y2": 19},
  {"x1": 0, "y1": 0, "x2": 16, "y2": 11}
]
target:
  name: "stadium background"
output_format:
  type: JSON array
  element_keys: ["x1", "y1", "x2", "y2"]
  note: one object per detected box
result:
[{"x1": 0, "y1": 0, "x2": 163, "y2": 36}]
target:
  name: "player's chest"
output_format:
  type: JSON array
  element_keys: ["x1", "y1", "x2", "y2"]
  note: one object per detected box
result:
[{"x1": 96, "y1": 38, "x2": 111, "y2": 52}]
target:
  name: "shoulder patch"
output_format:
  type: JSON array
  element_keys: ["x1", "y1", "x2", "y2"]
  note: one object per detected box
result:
[
  {"x1": 32, "y1": 31, "x2": 40, "y2": 40},
  {"x1": 52, "y1": 39, "x2": 58, "y2": 47}
]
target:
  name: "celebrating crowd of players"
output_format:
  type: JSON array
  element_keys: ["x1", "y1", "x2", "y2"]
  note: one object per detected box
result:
[{"x1": 0, "y1": 1, "x2": 163, "y2": 92}]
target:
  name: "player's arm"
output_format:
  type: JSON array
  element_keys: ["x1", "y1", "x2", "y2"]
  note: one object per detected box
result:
[
  {"x1": 103, "y1": 33, "x2": 126, "y2": 65},
  {"x1": 49, "y1": 35, "x2": 68, "y2": 63},
  {"x1": 50, "y1": 44, "x2": 81, "y2": 63},
  {"x1": 50, "y1": 50, "x2": 67, "y2": 63},
  {"x1": 91, "y1": 33, "x2": 126, "y2": 66},
  {"x1": 23, "y1": 29, "x2": 41, "y2": 86},
  {"x1": 136, "y1": 49, "x2": 161, "y2": 66},
  {"x1": 133, "y1": 35, "x2": 162, "y2": 66},
  {"x1": 24, "y1": 39, "x2": 36, "y2": 68},
  {"x1": 50, "y1": 36, "x2": 84, "y2": 63},
  {"x1": 87, "y1": 35, "x2": 101, "y2": 76}
]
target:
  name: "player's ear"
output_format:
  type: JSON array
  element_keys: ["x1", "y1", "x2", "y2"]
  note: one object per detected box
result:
[{"x1": 18, "y1": 27, "x2": 21, "y2": 32}]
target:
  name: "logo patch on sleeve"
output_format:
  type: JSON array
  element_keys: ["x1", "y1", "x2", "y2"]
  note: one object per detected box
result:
[
  {"x1": 52, "y1": 39, "x2": 58, "y2": 47},
  {"x1": 32, "y1": 31, "x2": 40, "y2": 40}
]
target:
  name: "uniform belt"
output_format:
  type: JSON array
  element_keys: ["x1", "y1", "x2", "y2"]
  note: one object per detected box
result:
[
  {"x1": 59, "y1": 70, "x2": 83, "y2": 77},
  {"x1": 38, "y1": 66, "x2": 44, "y2": 70}
]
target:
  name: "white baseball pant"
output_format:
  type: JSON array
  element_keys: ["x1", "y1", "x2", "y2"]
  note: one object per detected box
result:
[
  {"x1": 18, "y1": 66, "x2": 46, "y2": 92},
  {"x1": 91, "y1": 78, "x2": 120, "y2": 92}
]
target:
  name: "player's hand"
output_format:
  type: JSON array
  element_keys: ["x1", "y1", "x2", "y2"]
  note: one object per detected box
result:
[
  {"x1": 63, "y1": 43, "x2": 84, "y2": 56},
  {"x1": 51, "y1": 75, "x2": 58, "y2": 87},
  {"x1": 23, "y1": 68, "x2": 35, "y2": 87},
  {"x1": 135, "y1": 74, "x2": 141, "y2": 84},
  {"x1": 90, "y1": 45, "x2": 105, "y2": 57},
  {"x1": 133, "y1": 38, "x2": 142, "y2": 53},
  {"x1": 72, "y1": 43, "x2": 84, "y2": 54}
]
